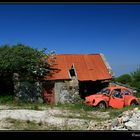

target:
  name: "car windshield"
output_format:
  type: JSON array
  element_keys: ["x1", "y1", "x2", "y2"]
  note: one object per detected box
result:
[{"x1": 100, "y1": 88, "x2": 110, "y2": 95}]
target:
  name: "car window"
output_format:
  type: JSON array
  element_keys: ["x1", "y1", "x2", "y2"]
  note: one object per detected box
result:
[
  {"x1": 100, "y1": 88, "x2": 110, "y2": 95},
  {"x1": 112, "y1": 90, "x2": 123, "y2": 98},
  {"x1": 122, "y1": 89, "x2": 131, "y2": 95}
]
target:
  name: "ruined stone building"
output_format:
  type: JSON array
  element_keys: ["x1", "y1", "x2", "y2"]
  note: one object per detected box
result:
[{"x1": 42, "y1": 54, "x2": 114, "y2": 105}]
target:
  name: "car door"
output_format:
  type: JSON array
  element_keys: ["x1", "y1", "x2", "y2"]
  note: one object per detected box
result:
[
  {"x1": 109, "y1": 89, "x2": 124, "y2": 109},
  {"x1": 121, "y1": 89, "x2": 135, "y2": 106}
]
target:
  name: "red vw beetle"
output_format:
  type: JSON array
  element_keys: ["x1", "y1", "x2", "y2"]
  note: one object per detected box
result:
[{"x1": 85, "y1": 86, "x2": 139, "y2": 109}]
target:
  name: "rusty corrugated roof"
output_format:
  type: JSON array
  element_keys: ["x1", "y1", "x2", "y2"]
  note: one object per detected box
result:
[{"x1": 44, "y1": 54, "x2": 112, "y2": 81}]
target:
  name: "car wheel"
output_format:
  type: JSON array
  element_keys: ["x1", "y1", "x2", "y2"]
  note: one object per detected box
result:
[
  {"x1": 98, "y1": 102, "x2": 106, "y2": 109},
  {"x1": 130, "y1": 100, "x2": 138, "y2": 107}
]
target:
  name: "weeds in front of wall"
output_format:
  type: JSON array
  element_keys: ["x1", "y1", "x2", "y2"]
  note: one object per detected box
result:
[{"x1": 0, "y1": 95, "x2": 14, "y2": 104}]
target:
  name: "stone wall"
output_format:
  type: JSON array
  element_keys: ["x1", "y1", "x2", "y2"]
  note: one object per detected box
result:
[
  {"x1": 14, "y1": 81, "x2": 43, "y2": 103},
  {"x1": 13, "y1": 75, "x2": 81, "y2": 104},
  {"x1": 55, "y1": 80, "x2": 82, "y2": 104}
]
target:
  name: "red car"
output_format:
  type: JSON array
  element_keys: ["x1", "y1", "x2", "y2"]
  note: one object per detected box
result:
[{"x1": 85, "y1": 86, "x2": 139, "y2": 109}]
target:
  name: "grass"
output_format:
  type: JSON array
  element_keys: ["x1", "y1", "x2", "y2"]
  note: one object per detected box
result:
[
  {"x1": 0, "y1": 94, "x2": 49, "y2": 110},
  {"x1": 0, "y1": 95, "x2": 140, "y2": 120},
  {"x1": 0, "y1": 94, "x2": 14, "y2": 104},
  {"x1": 55, "y1": 102, "x2": 99, "y2": 112}
]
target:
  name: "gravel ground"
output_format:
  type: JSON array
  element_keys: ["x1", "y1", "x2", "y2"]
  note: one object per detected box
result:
[
  {"x1": 0, "y1": 105, "x2": 139, "y2": 130},
  {"x1": 0, "y1": 106, "x2": 111, "y2": 130}
]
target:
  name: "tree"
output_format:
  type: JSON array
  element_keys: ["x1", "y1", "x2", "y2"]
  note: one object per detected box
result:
[
  {"x1": 114, "y1": 68, "x2": 140, "y2": 93},
  {"x1": 130, "y1": 68, "x2": 140, "y2": 92},
  {"x1": 0, "y1": 44, "x2": 55, "y2": 95},
  {"x1": 131, "y1": 68, "x2": 140, "y2": 82},
  {"x1": 115, "y1": 74, "x2": 132, "y2": 84}
]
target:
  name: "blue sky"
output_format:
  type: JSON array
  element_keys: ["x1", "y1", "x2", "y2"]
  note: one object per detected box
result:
[{"x1": 0, "y1": 4, "x2": 140, "y2": 77}]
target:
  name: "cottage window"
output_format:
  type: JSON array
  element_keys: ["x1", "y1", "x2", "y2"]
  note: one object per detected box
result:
[{"x1": 69, "y1": 69, "x2": 76, "y2": 77}]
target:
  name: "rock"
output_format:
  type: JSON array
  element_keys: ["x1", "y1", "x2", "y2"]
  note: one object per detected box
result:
[
  {"x1": 129, "y1": 116, "x2": 138, "y2": 123},
  {"x1": 111, "y1": 126, "x2": 118, "y2": 130},
  {"x1": 117, "y1": 117, "x2": 123, "y2": 124},
  {"x1": 135, "y1": 122, "x2": 140, "y2": 130},
  {"x1": 123, "y1": 111, "x2": 131, "y2": 116},
  {"x1": 133, "y1": 107, "x2": 139, "y2": 111},
  {"x1": 111, "y1": 119, "x2": 119, "y2": 128},
  {"x1": 117, "y1": 127, "x2": 128, "y2": 130},
  {"x1": 87, "y1": 121, "x2": 98, "y2": 130},
  {"x1": 111, "y1": 125, "x2": 127, "y2": 130},
  {"x1": 124, "y1": 121, "x2": 137, "y2": 130},
  {"x1": 122, "y1": 116, "x2": 130, "y2": 123}
]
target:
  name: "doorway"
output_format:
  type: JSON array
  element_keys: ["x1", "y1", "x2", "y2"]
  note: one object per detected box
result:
[
  {"x1": 42, "y1": 81, "x2": 55, "y2": 104},
  {"x1": 79, "y1": 80, "x2": 109, "y2": 99}
]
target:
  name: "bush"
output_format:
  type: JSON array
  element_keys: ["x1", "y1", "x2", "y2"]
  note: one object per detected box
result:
[
  {"x1": 130, "y1": 68, "x2": 140, "y2": 92},
  {"x1": 114, "y1": 68, "x2": 140, "y2": 95},
  {"x1": 115, "y1": 74, "x2": 132, "y2": 84},
  {"x1": 131, "y1": 68, "x2": 140, "y2": 82}
]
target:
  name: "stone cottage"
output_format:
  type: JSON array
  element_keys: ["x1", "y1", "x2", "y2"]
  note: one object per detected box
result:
[{"x1": 42, "y1": 54, "x2": 114, "y2": 105}]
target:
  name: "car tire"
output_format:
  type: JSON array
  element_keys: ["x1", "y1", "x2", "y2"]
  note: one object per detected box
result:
[
  {"x1": 98, "y1": 102, "x2": 106, "y2": 109},
  {"x1": 130, "y1": 100, "x2": 138, "y2": 107}
]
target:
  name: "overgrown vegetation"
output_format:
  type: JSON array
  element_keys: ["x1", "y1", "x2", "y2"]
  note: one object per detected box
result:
[
  {"x1": 0, "y1": 44, "x2": 55, "y2": 95},
  {"x1": 114, "y1": 67, "x2": 140, "y2": 95},
  {"x1": 0, "y1": 95, "x2": 14, "y2": 104},
  {"x1": 114, "y1": 74, "x2": 132, "y2": 84}
]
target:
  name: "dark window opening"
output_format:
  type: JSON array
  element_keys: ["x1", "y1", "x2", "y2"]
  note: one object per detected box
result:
[
  {"x1": 100, "y1": 88, "x2": 110, "y2": 95},
  {"x1": 69, "y1": 69, "x2": 76, "y2": 77},
  {"x1": 122, "y1": 89, "x2": 131, "y2": 95},
  {"x1": 112, "y1": 89, "x2": 123, "y2": 98}
]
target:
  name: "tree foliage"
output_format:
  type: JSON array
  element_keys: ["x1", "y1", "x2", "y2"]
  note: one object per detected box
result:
[
  {"x1": 130, "y1": 68, "x2": 140, "y2": 92},
  {"x1": 114, "y1": 67, "x2": 140, "y2": 92},
  {"x1": 114, "y1": 74, "x2": 132, "y2": 84},
  {"x1": 131, "y1": 68, "x2": 140, "y2": 82},
  {"x1": 0, "y1": 44, "x2": 55, "y2": 79},
  {"x1": 0, "y1": 44, "x2": 55, "y2": 94}
]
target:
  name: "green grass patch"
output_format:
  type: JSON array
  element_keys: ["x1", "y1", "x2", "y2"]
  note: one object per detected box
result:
[
  {"x1": 12, "y1": 102, "x2": 49, "y2": 110},
  {"x1": 0, "y1": 95, "x2": 14, "y2": 104},
  {"x1": 0, "y1": 95, "x2": 49, "y2": 110},
  {"x1": 55, "y1": 102, "x2": 99, "y2": 112}
]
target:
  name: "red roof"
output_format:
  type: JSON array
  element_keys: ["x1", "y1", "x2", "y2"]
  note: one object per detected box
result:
[{"x1": 44, "y1": 54, "x2": 112, "y2": 81}]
